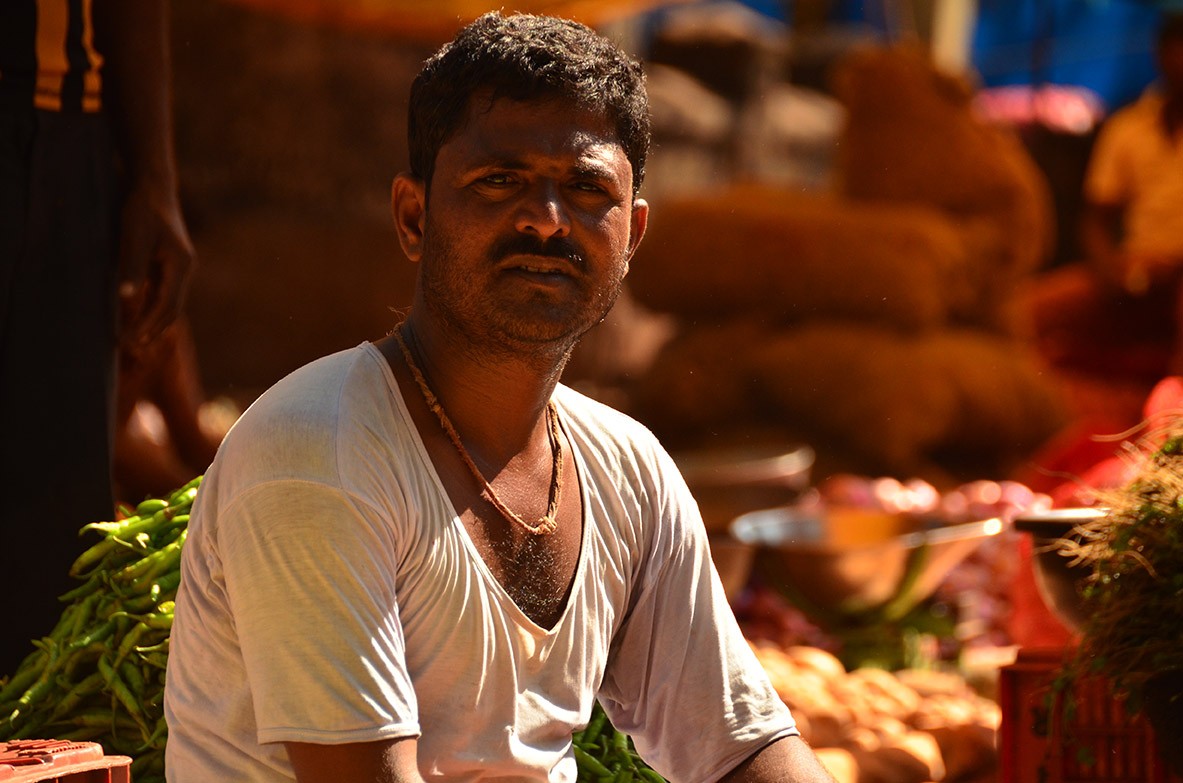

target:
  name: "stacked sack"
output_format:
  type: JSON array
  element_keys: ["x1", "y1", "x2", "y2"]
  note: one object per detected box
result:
[{"x1": 625, "y1": 44, "x2": 1066, "y2": 480}]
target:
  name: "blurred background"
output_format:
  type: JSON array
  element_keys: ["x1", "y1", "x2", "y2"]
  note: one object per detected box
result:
[
  {"x1": 163, "y1": 0, "x2": 1170, "y2": 493},
  {"x1": 11, "y1": 5, "x2": 1183, "y2": 780}
]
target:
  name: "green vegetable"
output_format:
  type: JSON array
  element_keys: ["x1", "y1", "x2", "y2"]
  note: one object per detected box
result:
[
  {"x1": 1, "y1": 475, "x2": 664, "y2": 783},
  {"x1": 0, "y1": 477, "x2": 201, "y2": 783},
  {"x1": 572, "y1": 702, "x2": 665, "y2": 783}
]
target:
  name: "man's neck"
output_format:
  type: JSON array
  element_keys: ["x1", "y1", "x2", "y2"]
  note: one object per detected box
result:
[{"x1": 392, "y1": 316, "x2": 567, "y2": 464}]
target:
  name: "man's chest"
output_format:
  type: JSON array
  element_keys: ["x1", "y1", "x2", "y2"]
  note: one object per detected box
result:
[
  {"x1": 415, "y1": 421, "x2": 587, "y2": 628},
  {"x1": 461, "y1": 519, "x2": 582, "y2": 629},
  {"x1": 1115, "y1": 116, "x2": 1183, "y2": 189},
  {"x1": 456, "y1": 461, "x2": 586, "y2": 628},
  {"x1": 392, "y1": 503, "x2": 631, "y2": 721}
]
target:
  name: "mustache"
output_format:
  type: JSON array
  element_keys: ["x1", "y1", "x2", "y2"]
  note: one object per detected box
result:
[{"x1": 491, "y1": 234, "x2": 585, "y2": 269}]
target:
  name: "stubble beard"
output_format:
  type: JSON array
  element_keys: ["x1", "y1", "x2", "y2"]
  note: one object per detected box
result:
[{"x1": 417, "y1": 223, "x2": 628, "y2": 360}]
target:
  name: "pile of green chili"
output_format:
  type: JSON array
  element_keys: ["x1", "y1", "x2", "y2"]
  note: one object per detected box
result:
[
  {"x1": 0, "y1": 475, "x2": 664, "y2": 782},
  {"x1": 0, "y1": 476, "x2": 198, "y2": 782},
  {"x1": 574, "y1": 702, "x2": 666, "y2": 783}
]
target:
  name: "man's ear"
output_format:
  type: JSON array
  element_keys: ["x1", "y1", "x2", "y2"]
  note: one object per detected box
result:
[
  {"x1": 392, "y1": 173, "x2": 427, "y2": 262},
  {"x1": 626, "y1": 197, "x2": 649, "y2": 263}
]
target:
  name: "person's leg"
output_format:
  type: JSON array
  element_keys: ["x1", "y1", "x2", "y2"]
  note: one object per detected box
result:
[
  {"x1": 0, "y1": 109, "x2": 118, "y2": 675},
  {"x1": 1020, "y1": 263, "x2": 1174, "y2": 380}
]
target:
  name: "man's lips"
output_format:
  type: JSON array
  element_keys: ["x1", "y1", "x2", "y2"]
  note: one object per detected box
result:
[
  {"x1": 499, "y1": 255, "x2": 575, "y2": 276},
  {"x1": 491, "y1": 236, "x2": 585, "y2": 275}
]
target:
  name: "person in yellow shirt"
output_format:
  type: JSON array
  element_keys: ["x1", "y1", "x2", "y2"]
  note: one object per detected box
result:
[{"x1": 1024, "y1": 12, "x2": 1183, "y2": 384}]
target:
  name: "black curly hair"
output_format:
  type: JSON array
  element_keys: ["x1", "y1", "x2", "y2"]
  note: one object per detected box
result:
[{"x1": 407, "y1": 12, "x2": 650, "y2": 196}]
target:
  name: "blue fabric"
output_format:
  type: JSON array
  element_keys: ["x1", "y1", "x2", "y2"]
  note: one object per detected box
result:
[
  {"x1": 970, "y1": 0, "x2": 1163, "y2": 112},
  {"x1": 751, "y1": 0, "x2": 1169, "y2": 112}
]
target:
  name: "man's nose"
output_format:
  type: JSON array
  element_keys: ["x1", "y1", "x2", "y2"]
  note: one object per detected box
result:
[{"x1": 515, "y1": 182, "x2": 571, "y2": 239}]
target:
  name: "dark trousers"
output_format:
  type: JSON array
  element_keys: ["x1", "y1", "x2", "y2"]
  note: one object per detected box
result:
[{"x1": 0, "y1": 106, "x2": 118, "y2": 676}]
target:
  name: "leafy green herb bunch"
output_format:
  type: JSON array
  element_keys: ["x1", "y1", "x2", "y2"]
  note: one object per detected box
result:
[{"x1": 1056, "y1": 420, "x2": 1183, "y2": 714}]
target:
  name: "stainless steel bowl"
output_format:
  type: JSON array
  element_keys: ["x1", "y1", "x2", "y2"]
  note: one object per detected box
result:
[
  {"x1": 675, "y1": 443, "x2": 814, "y2": 532},
  {"x1": 676, "y1": 444, "x2": 815, "y2": 603},
  {"x1": 1013, "y1": 507, "x2": 1107, "y2": 633},
  {"x1": 731, "y1": 505, "x2": 1005, "y2": 622}
]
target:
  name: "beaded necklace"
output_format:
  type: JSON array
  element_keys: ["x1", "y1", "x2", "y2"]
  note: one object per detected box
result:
[{"x1": 393, "y1": 328, "x2": 562, "y2": 536}]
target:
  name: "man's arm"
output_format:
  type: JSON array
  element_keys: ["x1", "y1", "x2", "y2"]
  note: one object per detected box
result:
[
  {"x1": 1080, "y1": 199, "x2": 1181, "y2": 295},
  {"x1": 286, "y1": 737, "x2": 425, "y2": 783},
  {"x1": 93, "y1": 0, "x2": 196, "y2": 350},
  {"x1": 1078, "y1": 199, "x2": 1127, "y2": 288},
  {"x1": 719, "y1": 735, "x2": 837, "y2": 783}
]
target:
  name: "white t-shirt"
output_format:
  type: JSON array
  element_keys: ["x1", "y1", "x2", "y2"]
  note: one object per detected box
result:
[
  {"x1": 164, "y1": 343, "x2": 796, "y2": 783},
  {"x1": 1084, "y1": 89, "x2": 1183, "y2": 259}
]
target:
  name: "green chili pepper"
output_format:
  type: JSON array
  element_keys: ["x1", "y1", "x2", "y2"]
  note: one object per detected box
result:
[
  {"x1": 0, "y1": 477, "x2": 201, "y2": 763},
  {"x1": 47, "y1": 670, "x2": 105, "y2": 721},
  {"x1": 0, "y1": 660, "x2": 43, "y2": 705},
  {"x1": 140, "y1": 714, "x2": 169, "y2": 751},
  {"x1": 112, "y1": 622, "x2": 150, "y2": 666},
  {"x1": 574, "y1": 746, "x2": 613, "y2": 777},
  {"x1": 118, "y1": 659, "x2": 147, "y2": 699},
  {"x1": 58, "y1": 571, "x2": 104, "y2": 602},
  {"x1": 135, "y1": 498, "x2": 169, "y2": 516},
  {"x1": 113, "y1": 531, "x2": 185, "y2": 584},
  {"x1": 97, "y1": 656, "x2": 150, "y2": 737},
  {"x1": 66, "y1": 617, "x2": 117, "y2": 653}
]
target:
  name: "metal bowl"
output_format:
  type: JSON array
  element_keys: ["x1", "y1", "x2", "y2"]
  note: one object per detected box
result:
[
  {"x1": 676, "y1": 444, "x2": 815, "y2": 603},
  {"x1": 1013, "y1": 507, "x2": 1107, "y2": 633},
  {"x1": 731, "y1": 505, "x2": 1005, "y2": 622},
  {"x1": 675, "y1": 443, "x2": 814, "y2": 533}
]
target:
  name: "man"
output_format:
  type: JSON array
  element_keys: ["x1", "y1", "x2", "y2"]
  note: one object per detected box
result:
[
  {"x1": 1080, "y1": 11, "x2": 1183, "y2": 300},
  {"x1": 164, "y1": 13, "x2": 833, "y2": 782},
  {"x1": 1022, "y1": 12, "x2": 1183, "y2": 381},
  {"x1": 0, "y1": 0, "x2": 196, "y2": 676}
]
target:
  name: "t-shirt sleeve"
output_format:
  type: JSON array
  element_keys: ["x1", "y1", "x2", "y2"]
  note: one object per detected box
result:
[
  {"x1": 219, "y1": 479, "x2": 420, "y2": 745},
  {"x1": 596, "y1": 446, "x2": 798, "y2": 782}
]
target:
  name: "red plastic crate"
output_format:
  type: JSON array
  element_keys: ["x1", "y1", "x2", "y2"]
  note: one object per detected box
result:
[
  {"x1": 999, "y1": 647, "x2": 1180, "y2": 783},
  {"x1": 0, "y1": 740, "x2": 131, "y2": 783}
]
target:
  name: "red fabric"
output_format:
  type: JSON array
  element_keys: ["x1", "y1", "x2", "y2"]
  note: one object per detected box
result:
[
  {"x1": 1013, "y1": 416, "x2": 1132, "y2": 497},
  {"x1": 1007, "y1": 376, "x2": 1183, "y2": 648},
  {"x1": 1009, "y1": 535, "x2": 1076, "y2": 648},
  {"x1": 1144, "y1": 375, "x2": 1183, "y2": 419}
]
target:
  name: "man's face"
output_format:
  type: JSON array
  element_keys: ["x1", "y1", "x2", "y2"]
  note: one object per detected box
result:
[{"x1": 403, "y1": 95, "x2": 648, "y2": 353}]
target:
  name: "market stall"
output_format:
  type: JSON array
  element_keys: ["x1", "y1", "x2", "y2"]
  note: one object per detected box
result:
[
  {"x1": 5, "y1": 390, "x2": 1183, "y2": 781},
  {"x1": 0, "y1": 472, "x2": 1020, "y2": 783},
  {"x1": 5, "y1": 2, "x2": 1183, "y2": 781}
]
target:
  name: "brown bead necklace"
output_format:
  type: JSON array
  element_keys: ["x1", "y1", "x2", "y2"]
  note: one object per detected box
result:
[{"x1": 393, "y1": 327, "x2": 562, "y2": 536}]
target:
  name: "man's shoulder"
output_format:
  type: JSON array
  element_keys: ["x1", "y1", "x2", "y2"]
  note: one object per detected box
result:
[
  {"x1": 553, "y1": 383, "x2": 673, "y2": 474},
  {"x1": 216, "y1": 344, "x2": 392, "y2": 480},
  {"x1": 554, "y1": 383, "x2": 656, "y2": 442},
  {"x1": 1105, "y1": 90, "x2": 1164, "y2": 133},
  {"x1": 240, "y1": 344, "x2": 385, "y2": 422}
]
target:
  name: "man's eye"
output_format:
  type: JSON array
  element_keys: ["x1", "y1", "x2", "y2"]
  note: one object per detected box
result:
[
  {"x1": 480, "y1": 174, "x2": 513, "y2": 186},
  {"x1": 572, "y1": 181, "x2": 606, "y2": 194}
]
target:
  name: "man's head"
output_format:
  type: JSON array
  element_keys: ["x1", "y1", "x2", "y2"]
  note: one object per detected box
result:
[
  {"x1": 407, "y1": 12, "x2": 650, "y2": 197},
  {"x1": 1159, "y1": 12, "x2": 1183, "y2": 99}
]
